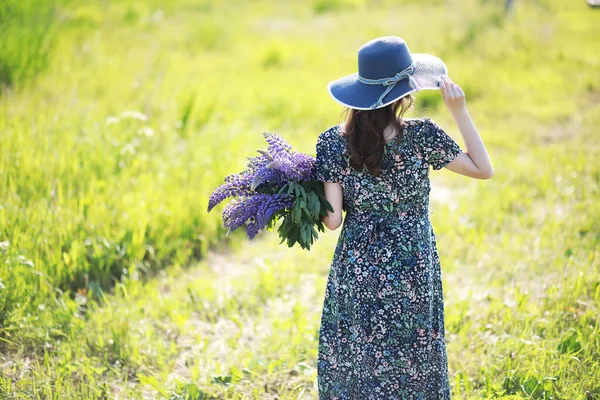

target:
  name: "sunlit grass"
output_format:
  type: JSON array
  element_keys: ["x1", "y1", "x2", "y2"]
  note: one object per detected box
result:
[{"x1": 0, "y1": 0, "x2": 599, "y2": 398}]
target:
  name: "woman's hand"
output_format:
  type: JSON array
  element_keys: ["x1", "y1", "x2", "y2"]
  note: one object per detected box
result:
[
  {"x1": 439, "y1": 75, "x2": 466, "y2": 115},
  {"x1": 439, "y1": 76, "x2": 495, "y2": 180}
]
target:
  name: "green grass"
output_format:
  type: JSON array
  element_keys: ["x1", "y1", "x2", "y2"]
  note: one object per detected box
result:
[
  {"x1": 0, "y1": 0, "x2": 66, "y2": 90},
  {"x1": 1, "y1": 0, "x2": 599, "y2": 398}
]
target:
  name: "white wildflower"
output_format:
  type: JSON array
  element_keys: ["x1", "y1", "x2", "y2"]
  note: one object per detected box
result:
[
  {"x1": 120, "y1": 143, "x2": 136, "y2": 155},
  {"x1": 137, "y1": 127, "x2": 154, "y2": 137},
  {"x1": 105, "y1": 116, "x2": 120, "y2": 125},
  {"x1": 121, "y1": 110, "x2": 148, "y2": 121},
  {"x1": 17, "y1": 255, "x2": 34, "y2": 267}
]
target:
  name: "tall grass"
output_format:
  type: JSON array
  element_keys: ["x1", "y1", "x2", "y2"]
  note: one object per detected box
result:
[
  {"x1": 0, "y1": 0, "x2": 67, "y2": 91},
  {"x1": 0, "y1": 0, "x2": 599, "y2": 398}
]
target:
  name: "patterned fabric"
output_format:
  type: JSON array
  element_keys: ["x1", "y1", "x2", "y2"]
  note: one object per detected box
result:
[{"x1": 315, "y1": 118, "x2": 462, "y2": 400}]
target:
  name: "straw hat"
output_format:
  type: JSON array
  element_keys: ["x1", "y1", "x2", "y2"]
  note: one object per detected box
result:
[{"x1": 328, "y1": 36, "x2": 447, "y2": 110}]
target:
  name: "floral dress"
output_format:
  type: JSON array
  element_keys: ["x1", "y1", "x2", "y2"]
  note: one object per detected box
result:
[{"x1": 315, "y1": 118, "x2": 462, "y2": 400}]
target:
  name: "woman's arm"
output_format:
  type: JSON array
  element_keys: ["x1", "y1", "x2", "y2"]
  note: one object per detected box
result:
[
  {"x1": 322, "y1": 181, "x2": 343, "y2": 230},
  {"x1": 440, "y1": 76, "x2": 494, "y2": 179}
]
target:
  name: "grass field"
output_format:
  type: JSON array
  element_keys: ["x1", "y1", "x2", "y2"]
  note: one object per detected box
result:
[{"x1": 1, "y1": 0, "x2": 599, "y2": 398}]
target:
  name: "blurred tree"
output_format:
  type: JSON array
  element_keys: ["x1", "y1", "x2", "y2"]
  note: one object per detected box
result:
[
  {"x1": 480, "y1": 0, "x2": 516, "y2": 16},
  {"x1": 505, "y1": 0, "x2": 515, "y2": 14}
]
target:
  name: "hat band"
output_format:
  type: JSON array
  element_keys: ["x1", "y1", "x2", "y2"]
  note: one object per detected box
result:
[{"x1": 357, "y1": 64, "x2": 419, "y2": 109}]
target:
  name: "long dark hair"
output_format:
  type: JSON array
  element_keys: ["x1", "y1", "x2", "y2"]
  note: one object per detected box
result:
[{"x1": 341, "y1": 95, "x2": 414, "y2": 177}]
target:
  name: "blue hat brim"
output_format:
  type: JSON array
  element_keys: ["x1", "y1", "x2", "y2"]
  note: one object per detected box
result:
[
  {"x1": 327, "y1": 53, "x2": 447, "y2": 110},
  {"x1": 328, "y1": 74, "x2": 415, "y2": 110}
]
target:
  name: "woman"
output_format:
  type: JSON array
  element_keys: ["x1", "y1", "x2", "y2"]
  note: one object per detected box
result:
[{"x1": 315, "y1": 37, "x2": 493, "y2": 399}]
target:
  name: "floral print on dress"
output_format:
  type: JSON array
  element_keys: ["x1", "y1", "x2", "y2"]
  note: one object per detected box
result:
[{"x1": 315, "y1": 118, "x2": 462, "y2": 400}]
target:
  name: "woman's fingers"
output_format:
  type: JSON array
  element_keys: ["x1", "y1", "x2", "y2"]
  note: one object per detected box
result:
[
  {"x1": 452, "y1": 84, "x2": 460, "y2": 98},
  {"x1": 440, "y1": 76, "x2": 467, "y2": 112},
  {"x1": 447, "y1": 80, "x2": 463, "y2": 99},
  {"x1": 439, "y1": 79, "x2": 448, "y2": 100},
  {"x1": 440, "y1": 76, "x2": 466, "y2": 102},
  {"x1": 448, "y1": 83, "x2": 457, "y2": 98},
  {"x1": 442, "y1": 76, "x2": 462, "y2": 98},
  {"x1": 442, "y1": 76, "x2": 458, "y2": 98}
]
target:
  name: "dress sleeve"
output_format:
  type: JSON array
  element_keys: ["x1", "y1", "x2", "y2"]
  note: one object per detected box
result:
[
  {"x1": 316, "y1": 128, "x2": 344, "y2": 183},
  {"x1": 414, "y1": 118, "x2": 463, "y2": 170}
]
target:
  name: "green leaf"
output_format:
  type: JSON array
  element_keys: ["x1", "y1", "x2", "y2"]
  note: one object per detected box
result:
[
  {"x1": 300, "y1": 225, "x2": 308, "y2": 246},
  {"x1": 307, "y1": 191, "x2": 319, "y2": 217},
  {"x1": 277, "y1": 183, "x2": 289, "y2": 195},
  {"x1": 182, "y1": 383, "x2": 207, "y2": 400},
  {"x1": 315, "y1": 220, "x2": 325, "y2": 232},
  {"x1": 298, "y1": 184, "x2": 307, "y2": 200},
  {"x1": 521, "y1": 376, "x2": 540, "y2": 396},
  {"x1": 565, "y1": 248, "x2": 573, "y2": 257},
  {"x1": 302, "y1": 207, "x2": 312, "y2": 219},
  {"x1": 322, "y1": 198, "x2": 334, "y2": 213},
  {"x1": 557, "y1": 329, "x2": 582, "y2": 354},
  {"x1": 137, "y1": 375, "x2": 168, "y2": 396},
  {"x1": 310, "y1": 224, "x2": 319, "y2": 240},
  {"x1": 212, "y1": 375, "x2": 232, "y2": 385},
  {"x1": 293, "y1": 208, "x2": 302, "y2": 223}
]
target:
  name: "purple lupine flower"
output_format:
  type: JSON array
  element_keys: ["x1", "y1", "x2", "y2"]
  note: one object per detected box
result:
[
  {"x1": 209, "y1": 132, "x2": 319, "y2": 242},
  {"x1": 222, "y1": 196, "x2": 258, "y2": 233},
  {"x1": 249, "y1": 164, "x2": 287, "y2": 190},
  {"x1": 246, "y1": 217, "x2": 259, "y2": 239},
  {"x1": 209, "y1": 133, "x2": 311, "y2": 212},
  {"x1": 246, "y1": 151, "x2": 271, "y2": 172},
  {"x1": 221, "y1": 199, "x2": 247, "y2": 232},
  {"x1": 264, "y1": 132, "x2": 292, "y2": 153},
  {"x1": 222, "y1": 193, "x2": 293, "y2": 238},
  {"x1": 270, "y1": 151, "x2": 315, "y2": 181},
  {"x1": 255, "y1": 194, "x2": 294, "y2": 229},
  {"x1": 208, "y1": 173, "x2": 254, "y2": 212}
]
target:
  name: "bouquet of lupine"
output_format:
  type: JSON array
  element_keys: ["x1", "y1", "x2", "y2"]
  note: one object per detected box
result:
[{"x1": 207, "y1": 133, "x2": 333, "y2": 250}]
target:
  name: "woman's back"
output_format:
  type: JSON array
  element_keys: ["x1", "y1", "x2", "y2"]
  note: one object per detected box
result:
[{"x1": 316, "y1": 118, "x2": 461, "y2": 216}]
